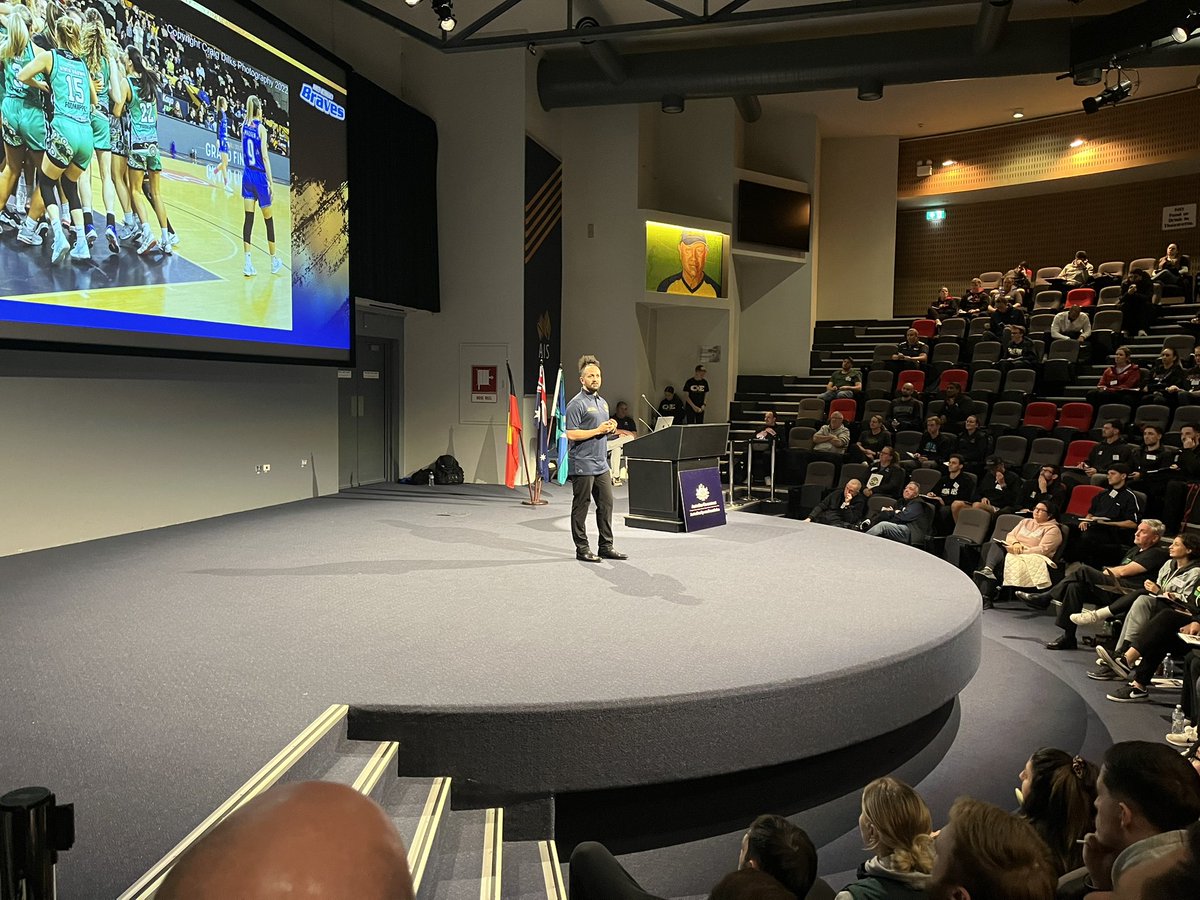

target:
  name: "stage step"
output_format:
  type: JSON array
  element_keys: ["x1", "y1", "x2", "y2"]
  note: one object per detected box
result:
[
  {"x1": 501, "y1": 839, "x2": 566, "y2": 900},
  {"x1": 118, "y1": 704, "x2": 405, "y2": 899},
  {"x1": 418, "y1": 806, "x2": 502, "y2": 900},
  {"x1": 382, "y1": 776, "x2": 453, "y2": 892}
]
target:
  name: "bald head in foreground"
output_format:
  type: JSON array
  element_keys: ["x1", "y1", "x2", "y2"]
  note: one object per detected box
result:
[{"x1": 158, "y1": 781, "x2": 413, "y2": 899}]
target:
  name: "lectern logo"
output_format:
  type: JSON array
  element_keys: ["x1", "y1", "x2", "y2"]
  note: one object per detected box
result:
[{"x1": 695, "y1": 483, "x2": 710, "y2": 502}]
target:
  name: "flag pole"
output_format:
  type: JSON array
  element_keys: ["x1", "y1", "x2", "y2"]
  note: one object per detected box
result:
[{"x1": 511, "y1": 363, "x2": 544, "y2": 506}]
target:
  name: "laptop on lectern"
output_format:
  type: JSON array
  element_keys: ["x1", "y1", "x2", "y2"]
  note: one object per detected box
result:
[{"x1": 654, "y1": 416, "x2": 674, "y2": 431}]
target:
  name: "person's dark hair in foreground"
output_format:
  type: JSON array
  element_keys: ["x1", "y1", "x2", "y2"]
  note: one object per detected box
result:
[
  {"x1": 1017, "y1": 748, "x2": 1099, "y2": 875},
  {"x1": 1101, "y1": 740, "x2": 1200, "y2": 833},
  {"x1": 741, "y1": 814, "x2": 818, "y2": 897},
  {"x1": 709, "y1": 867, "x2": 797, "y2": 900},
  {"x1": 928, "y1": 797, "x2": 1056, "y2": 900},
  {"x1": 157, "y1": 781, "x2": 414, "y2": 899}
]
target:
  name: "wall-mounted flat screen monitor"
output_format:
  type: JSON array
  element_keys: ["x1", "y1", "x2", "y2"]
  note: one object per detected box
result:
[
  {"x1": 0, "y1": 0, "x2": 350, "y2": 364},
  {"x1": 735, "y1": 180, "x2": 810, "y2": 253}
]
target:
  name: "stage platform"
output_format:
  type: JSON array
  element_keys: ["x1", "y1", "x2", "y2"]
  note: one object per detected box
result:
[{"x1": 0, "y1": 482, "x2": 987, "y2": 894}]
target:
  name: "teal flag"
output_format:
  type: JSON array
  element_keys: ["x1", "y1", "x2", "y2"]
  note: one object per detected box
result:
[{"x1": 554, "y1": 366, "x2": 569, "y2": 484}]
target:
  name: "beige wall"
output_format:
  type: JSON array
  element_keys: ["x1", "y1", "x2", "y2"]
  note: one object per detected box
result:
[{"x1": 816, "y1": 136, "x2": 900, "y2": 323}]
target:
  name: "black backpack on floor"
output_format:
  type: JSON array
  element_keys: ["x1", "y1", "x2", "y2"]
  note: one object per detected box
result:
[{"x1": 433, "y1": 455, "x2": 464, "y2": 485}]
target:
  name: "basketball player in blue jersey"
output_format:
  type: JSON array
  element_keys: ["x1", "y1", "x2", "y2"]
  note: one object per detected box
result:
[
  {"x1": 240, "y1": 94, "x2": 280, "y2": 277},
  {"x1": 207, "y1": 95, "x2": 231, "y2": 193},
  {"x1": 17, "y1": 13, "x2": 96, "y2": 263}
]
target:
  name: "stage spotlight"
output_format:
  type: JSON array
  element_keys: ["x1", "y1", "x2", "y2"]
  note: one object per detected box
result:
[
  {"x1": 1082, "y1": 79, "x2": 1131, "y2": 114},
  {"x1": 662, "y1": 94, "x2": 685, "y2": 114},
  {"x1": 433, "y1": 1, "x2": 455, "y2": 31},
  {"x1": 1171, "y1": 12, "x2": 1198, "y2": 43}
]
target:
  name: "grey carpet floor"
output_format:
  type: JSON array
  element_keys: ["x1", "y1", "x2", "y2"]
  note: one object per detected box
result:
[{"x1": 0, "y1": 483, "x2": 1177, "y2": 897}]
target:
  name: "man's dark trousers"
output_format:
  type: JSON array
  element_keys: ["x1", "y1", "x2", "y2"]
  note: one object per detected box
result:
[
  {"x1": 569, "y1": 842, "x2": 664, "y2": 900},
  {"x1": 571, "y1": 472, "x2": 615, "y2": 553},
  {"x1": 1048, "y1": 564, "x2": 1139, "y2": 639}
]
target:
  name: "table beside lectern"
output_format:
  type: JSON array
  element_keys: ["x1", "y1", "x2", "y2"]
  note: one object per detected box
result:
[{"x1": 622, "y1": 423, "x2": 729, "y2": 532}]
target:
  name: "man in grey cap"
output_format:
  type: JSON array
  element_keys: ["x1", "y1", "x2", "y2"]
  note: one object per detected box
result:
[{"x1": 658, "y1": 230, "x2": 721, "y2": 297}]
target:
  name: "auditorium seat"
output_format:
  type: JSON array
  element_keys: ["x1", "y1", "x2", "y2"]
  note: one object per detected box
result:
[
  {"x1": 944, "y1": 506, "x2": 997, "y2": 572},
  {"x1": 865, "y1": 493, "x2": 897, "y2": 520},
  {"x1": 1032, "y1": 290, "x2": 1062, "y2": 310},
  {"x1": 1094, "y1": 403, "x2": 1132, "y2": 432},
  {"x1": 1092, "y1": 308, "x2": 1123, "y2": 333},
  {"x1": 1055, "y1": 403, "x2": 1094, "y2": 443},
  {"x1": 1163, "y1": 334, "x2": 1195, "y2": 356},
  {"x1": 1019, "y1": 401, "x2": 1058, "y2": 438},
  {"x1": 1136, "y1": 404, "x2": 1170, "y2": 434},
  {"x1": 871, "y1": 344, "x2": 894, "y2": 367},
  {"x1": 1000, "y1": 368, "x2": 1037, "y2": 402},
  {"x1": 935, "y1": 368, "x2": 969, "y2": 393},
  {"x1": 1096, "y1": 261, "x2": 1125, "y2": 279},
  {"x1": 796, "y1": 398, "x2": 825, "y2": 426},
  {"x1": 829, "y1": 397, "x2": 857, "y2": 423},
  {"x1": 911, "y1": 467, "x2": 942, "y2": 493},
  {"x1": 894, "y1": 430, "x2": 921, "y2": 457},
  {"x1": 1028, "y1": 312, "x2": 1056, "y2": 336},
  {"x1": 1034, "y1": 266, "x2": 1061, "y2": 286},
  {"x1": 911, "y1": 318, "x2": 937, "y2": 338},
  {"x1": 994, "y1": 435, "x2": 1028, "y2": 469},
  {"x1": 978, "y1": 271, "x2": 1004, "y2": 290},
  {"x1": 968, "y1": 316, "x2": 993, "y2": 337},
  {"x1": 970, "y1": 341, "x2": 1001, "y2": 372},
  {"x1": 970, "y1": 368, "x2": 1002, "y2": 402},
  {"x1": 1066, "y1": 483, "x2": 1104, "y2": 517},
  {"x1": 864, "y1": 369, "x2": 894, "y2": 399},
  {"x1": 930, "y1": 342, "x2": 960, "y2": 371},
  {"x1": 798, "y1": 461, "x2": 838, "y2": 513},
  {"x1": 1046, "y1": 339, "x2": 1079, "y2": 365},
  {"x1": 896, "y1": 369, "x2": 926, "y2": 393},
  {"x1": 1168, "y1": 406, "x2": 1200, "y2": 433},
  {"x1": 1062, "y1": 439, "x2": 1097, "y2": 469},
  {"x1": 1097, "y1": 285, "x2": 1123, "y2": 306},
  {"x1": 1024, "y1": 437, "x2": 1065, "y2": 475},
  {"x1": 938, "y1": 318, "x2": 967, "y2": 340},
  {"x1": 861, "y1": 398, "x2": 891, "y2": 422},
  {"x1": 988, "y1": 401, "x2": 1023, "y2": 435},
  {"x1": 788, "y1": 426, "x2": 816, "y2": 451},
  {"x1": 1065, "y1": 288, "x2": 1096, "y2": 308},
  {"x1": 838, "y1": 462, "x2": 868, "y2": 489},
  {"x1": 1129, "y1": 256, "x2": 1156, "y2": 274}
]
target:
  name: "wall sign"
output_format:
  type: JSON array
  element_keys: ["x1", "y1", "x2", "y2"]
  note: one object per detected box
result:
[
  {"x1": 471, "y1": 365, "x2": 499, "y2": 403},
  {"x1": 1163, "y1": 204, "x2": 1197, "y2": 231}
]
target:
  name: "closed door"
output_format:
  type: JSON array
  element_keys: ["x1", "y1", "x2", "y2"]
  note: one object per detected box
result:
[{"x1": 339, "y1": 341, "x2": 390, "y2": 488}]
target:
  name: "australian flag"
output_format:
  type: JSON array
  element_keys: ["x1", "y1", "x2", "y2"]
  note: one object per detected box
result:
[{"x1": 535, "y1": 364, "x2": 550, "y2": 482}]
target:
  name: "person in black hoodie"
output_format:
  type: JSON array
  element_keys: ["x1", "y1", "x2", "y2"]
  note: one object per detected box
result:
[
  {"x1": 952, "y1": 456, "x2": 1020, "y2": 521},
  {"x1": 954, "y1": 414, "x2": 992, "y2": 478},
  {"x1": 1163, "y1": 422, "x2": 1200, "y2": 535},
  {"x1": 863, "y1": 445, "x2": 906, "y2": 501},
  {"x1": 1010, "y1": 464, "x2": 1067, "y2": 516}
]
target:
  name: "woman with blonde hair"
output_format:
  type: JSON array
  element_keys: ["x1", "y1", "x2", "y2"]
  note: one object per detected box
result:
[{"x1": 834, "y1": 777, "x2": 934, "y2": 898}]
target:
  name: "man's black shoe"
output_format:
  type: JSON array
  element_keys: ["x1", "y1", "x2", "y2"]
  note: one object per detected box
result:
[
  {"x1": 576, "y1": 550, "x2": 602, "y2": 563},
  {"x1": 599, "y1": 548, "x2": 628, "y2": 560},
  {"x1": 1045, "y1": 636, "x2": 1078, "y2": 651},
  {"x1": 1019, "y1": 591, "x2": 1051, "y2": 610}
]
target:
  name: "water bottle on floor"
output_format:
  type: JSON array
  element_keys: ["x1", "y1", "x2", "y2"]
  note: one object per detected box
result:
[{"x1": 1172, "y1": 705, "x2": 1186, "y2": 735}]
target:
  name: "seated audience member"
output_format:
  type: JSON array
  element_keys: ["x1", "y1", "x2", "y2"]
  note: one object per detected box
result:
[
  {"x1": 952, "y1": 456, "x2": 1019, "y2": 521},
  {"x1": 1128, "y1": 423, "x2": 1176, "y2": 517},
  {"x1": 888, "y1": 383, "x2": 925, "y2": 433},
  {"x1": 926, "y1": 453, "x2": 973, "y2": 532},
  {"x1": 1048, "y1": 250, "x2": 1094, "y2": 292},
  {"x1": 1050, "y1": 305, "x2": 1092, "y2": 346},
  {"x1": 1063, "y1": 465, "x2": 1140, "y2": 566},
  {"x1": 890, "y1": 329, "x2": 930, "y2": 376},
  {"x1": 1085, "y1": 347, "x2": 1140, "y2": 414},
  {"x1": 913, "y1": 415, "x2": 955, "y2": 467},
  {"x1": 570, "y1": 814, "x2": 820, "y2": 900},
  {"x1": 1101, "y1": 585, "x2": 1200, "y2": 705},
  {"x1": 1110, "y1": 819, "x2": 1200, "y2": 900},
  {"x1": 1013, "y1": 465, "x2": 1067, "y2": 516},
  {"x1": 1018, "y1": 519, "x2": 1167, "y2": 648},
  {"x1": 1119, "y1": 270, "x2": 1155, "y2": 337},
  {"x1": 959, "y1": 278, "x2": 990, "y2": 317},
  {"x1": 928, "y1": 797, "x2": 1056, "y2": 900},
  {"x1": 812, "y1": 411, "x2": 850, "y2": 457},
  {"x1": 819, "y1": 357, "x2": 863, "y2": 408},
  {"x1": 1141, "y1": 346, "x2": 1186, "y2": 405},
  {"x1": 986, "y1": 294, "x2": 1027, "y2": 336},
  {"x1": 806, "y1": 479, "x2": 866, "y2": 529},
  {"x1": 1016, "y1": 749, "x2": 1099, "y2": 877},
  {"x1": 657, "y1": 385, "x2": 684, "y2": 420},
  {"x1": 816, "y1": 360, "x2": 864, "y2": 408},
  {"x1": 974, "y1": 501, "x2": 1061, "y2": 606},
  {"x1": 865, "y1": 481, "x2": 934, "y2": 545},
  {"x1": 997, "y1": 323, "x2": 1038, "y2": 371},
  {"x1": 1079, "y1": 533, "x2": 1200, "y2": 668},
  {"x1": 1173, "y1": 346, "x2": 1200, "y2": 406},
  {"x1": 1011, "y1": 261, "x2": 1034, "y2": 291},
  {"x1": 157, "y1": 781, "x2": 414, "y2": 900},
  {"x1": 1062, "y1": 741, "x2": 1200, "y2": 896},
  {"x1": 1152, "y1": 242, "x2": 1189, "y2": 287},
  {"x1": 849, "y1": 414, "x2": 892, "y2": 465},
  {"x1": 708, "y1": 869, "x2": 796, "y2": 900},
  {"x1": 748, "y1": 411, "x2": 785, "y2": 484},
  {"x1": 1163, "y1": 423, "x2": 1200, "y2": 535},
  {"x1": 927, "y1": 286, "x2": 959, "y2": 322},
  {"x1": 1062, "y1": 421, "x2": 1135, "y2": 491},
  {"x1": 833, "y1": 777, "x2": 934, "y2": 900},
  {"x1": 936, "y1": 382, "x2": 973, "y2": 435},
  {"x1": 863, "y1": 445, "x2": 906, "y2": 500},
  {"x1": 954, "y1": 414, "x2": 992, "y2": 477},
  {"x1": 991, "y1": 272, "x2": 1026, "y2": 310}
]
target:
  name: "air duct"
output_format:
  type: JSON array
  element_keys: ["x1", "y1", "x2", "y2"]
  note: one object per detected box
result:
[
  {"x1": 733, "y1": 94, "x2": 762, "y2": 122},
  {"x1": 973, "y1": 0, "x2": 1012, "y2": 55},
  {"x1": 575, "y1": 16, "x2": 627, "y2": 85}
]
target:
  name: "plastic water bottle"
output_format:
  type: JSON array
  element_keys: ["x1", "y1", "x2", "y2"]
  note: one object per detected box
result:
[
  {"x1": 428, "y1": 470, "x2": 435, "y2": 487},
  {"x1": 1173, "y1": 705, "x2": 1186, "y2": 735}
]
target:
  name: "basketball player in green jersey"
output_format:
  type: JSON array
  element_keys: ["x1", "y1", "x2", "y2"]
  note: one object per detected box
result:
[
  {"x1": 79, "y1": 7, "x2": 122, "y2": 253},
  {"x1": 17, "y1": 13, "x2": 95, "y2": 263},
  {"x1": 1, "y1": 5, "x2": 47, "y2": 244}
]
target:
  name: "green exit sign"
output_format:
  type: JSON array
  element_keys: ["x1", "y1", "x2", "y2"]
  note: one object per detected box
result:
[{"x1": 926, "y1": 209, "x2": 946, "y2": 222}]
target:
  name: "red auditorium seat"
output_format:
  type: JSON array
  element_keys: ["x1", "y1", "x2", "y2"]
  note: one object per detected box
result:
[
  {"x1": 1022, "y1": 402, "x2": 1058, "y2": 434},
  {"x1": 1058, "y1": 403, "x2": 1094, "y2": 435},
  {"x1": 911, "y1": 318, "x2": 937, "y2": 338},
  {"x1": 1065, "y1": 483, "x2": 1104, "y2": 518},
  {"x1": 936, "y1": 369, "x2": 969, "y2": 392},
  {"x1": 896, "y1": 369, "x2": 926, "y2": 393},
  {"x1": 1065, "y1": 288, "x2": 1096, "y2": 308},
  {"x1": 829, "y1": 397, "x2": 858, "y2": 422},
  {"x1": 1062, "y1": 439, "x2": 1097, "y2": 469}
]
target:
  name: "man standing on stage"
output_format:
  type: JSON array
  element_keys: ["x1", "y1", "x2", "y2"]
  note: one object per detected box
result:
[{"x1": 565, "y1": 355, "x2": 629, "y2": 563}]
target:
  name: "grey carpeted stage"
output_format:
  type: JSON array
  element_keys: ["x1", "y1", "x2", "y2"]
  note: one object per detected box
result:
[{"x1": 0, "y1": 483, "x2": 1174, "y2": 897}]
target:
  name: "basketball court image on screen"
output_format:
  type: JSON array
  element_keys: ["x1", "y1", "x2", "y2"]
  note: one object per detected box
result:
[{"x1": 0, "y1": 159, "x2": 293, "y2": 330}]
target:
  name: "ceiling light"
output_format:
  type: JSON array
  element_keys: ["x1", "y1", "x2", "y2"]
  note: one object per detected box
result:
[
  {"x1": 1171, "y1": 12, "x2": 1198, "y2": 43},
  {"x1": 857, "y1": 80, "x2": 883, "y2": 102},
  {"x1": 1070, "y1": 137, "x2": 1086, "y2": 148},
  {"x1": 404, "y1": 0, "x2": 420, "y2": 7},
  {"x1": 662, "y1": 94, "x2": 685, "y2": 114},
  {"x1": 433, "y1": 1, "x2": 455, "y2": 31},
  {"x1": 941, "y1": 159, "x2": 957, "y2": 167},
  {"x1": 1011, "y1": 108, "x2": 1024, "y2": 119},
  {"x1": 1083, "y1": 79, "x2": 1131, "y2": 114}
]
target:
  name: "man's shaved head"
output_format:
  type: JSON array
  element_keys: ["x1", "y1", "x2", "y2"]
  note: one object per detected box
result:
[{"x1": 158, "y1": 781, "x2": 413, "y2": 900}]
